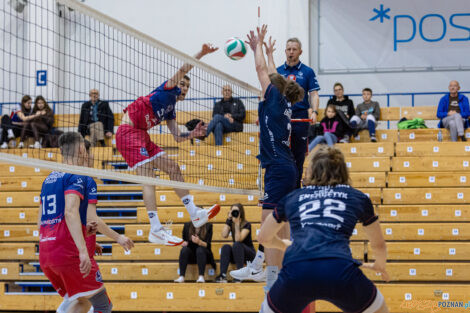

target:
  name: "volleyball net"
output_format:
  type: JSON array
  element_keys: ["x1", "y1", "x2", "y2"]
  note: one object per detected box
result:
[{"x1": 0, "y1": 0, "x2": 261, "y2": 195}]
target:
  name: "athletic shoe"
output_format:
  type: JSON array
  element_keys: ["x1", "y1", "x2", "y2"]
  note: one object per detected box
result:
[
  {"x1": 191, "y1": 204, "x2": 221, "y2": 228},
  {"x1": 174, "y1": 276, "x2": 184, "y2": 283},
  {"x1": 148, "y1": 228, "x2": 183, "y2": 246},
  {"x1": 18, "y1": 141, "x2": 24, "y2": 148},
  {"x1": 215, "y1": 274, "x2": 227, "y2": 283},
  {"x1": 0, "y1": 142, "x2": 8, "y2": 149},
  {"x1": 33, "y1": 141, "x2": 42, "y2": 149},
  {"x1": 196, "y1": 275, "x2": 205, "y2": 283},
  {"x1": 339, "y1": 135, "x2": 349, "y2": 143},
  {"x1": 229, "y1": 261, "x2": 266, "y2": 282},
  {"x1": 461, "y1": 136, "x2": 467, "y2": 142},
  {"x1": 370, "y1": 136, "x2": 377, "y2": 142}
]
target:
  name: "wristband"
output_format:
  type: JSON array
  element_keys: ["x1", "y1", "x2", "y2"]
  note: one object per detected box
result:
[{"x1": 312, "y1": 110, "x2": 319, "y2": 115}]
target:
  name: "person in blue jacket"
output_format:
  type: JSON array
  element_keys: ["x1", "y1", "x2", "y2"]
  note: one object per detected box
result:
[{"x1": 436, "y1": 80, "x2": 470, "y2": 142}]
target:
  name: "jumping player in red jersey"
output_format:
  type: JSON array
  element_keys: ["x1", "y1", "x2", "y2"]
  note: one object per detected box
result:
[
  {"x1": 55, "y1": 139, "x2": 134, "y2": 313},
  {"x1": 116, "y1": 43, "x2": 221, "y2": 246}
]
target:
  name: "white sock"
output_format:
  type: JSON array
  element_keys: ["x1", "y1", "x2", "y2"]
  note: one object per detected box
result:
[
  {"x1": 148, "y1": 211, "x2": 162, "y2": 231},
  {"x1": 252, "y1": 250, "x2": 265, "y2": 269},
  {"x1": 265, "y1": 266, "x2": 279, "y2": 290},
  {"x1": 7, "y1": 129, "x2": 14, "y2": 138},
  {"x1": 181, "y1": 195, "x2": 198, "y2": 217}
]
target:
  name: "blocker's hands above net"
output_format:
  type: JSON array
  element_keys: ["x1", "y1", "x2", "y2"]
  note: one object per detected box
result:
[
  {"x1": 245, "y1": 30, "x2": 259, "y2": 52},
  {"x1": 257, "y1": 24, "x2": 268, "y2": 45},
  {"x1": 264, "y1": 36, "x2": 276, "y2": 55},
  {"x1": 200, "y1": 43, "x2": 218, "y2": 56}
]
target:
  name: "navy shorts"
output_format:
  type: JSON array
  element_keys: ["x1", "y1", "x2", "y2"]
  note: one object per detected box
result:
[
  {"x1": 267, "y1": 258, "x2": 378, "y2": 313},
  {"x1": 262, "y1": 162, "x2": 297, "y2": 210}
]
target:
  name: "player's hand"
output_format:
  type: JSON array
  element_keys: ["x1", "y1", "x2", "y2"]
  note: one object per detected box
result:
[
  {"x1": 282, "y1": 239, "x2": 293, "y2": 249},
  {"x1": 117, "y1": 235, "x2": 134, "y2": 251},
  {"x1": 182, "y1": 241, "x2": 188, "y2": 247},
  {"x1": 105, "y1": 132, "x2": 113, "y2": 138},
  {"x1": 79, "y1": 251, "x2": 92, "y2": 278},
  {"x1": 257, "y1": 24, "x2": 268, "y2": 43},
  {"x1": 191, "y1": 235, "x2": 200, "y2": 245},
  {"x1": 245, "y1": 30, "x2": 258, "y2": 52},
  {"x1": 190, "y1": 121, "x2": 207, "y2": 138},
  {"x1": 308, "y1": 109, "x2": 317, "y2": 124},
  {"x1": 86, "y1": 221, "x2": 98, "y2": 236},
  {"x1": 94, "y1": 243, "x2": 103, "y2": 256},
  {"x1": 200, "y1": 43, "x2": 218, "y2": 56},
  {"x1": 263, "y1": 36, "x2": 276, "y2": 55},
  {"x1": 361, "y1": 262, "x2": 390, "y2": 282}
]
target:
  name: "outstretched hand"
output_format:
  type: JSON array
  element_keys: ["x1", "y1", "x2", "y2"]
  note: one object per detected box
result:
[
  {"x1": 257, "y1": 24, "x2": 268, "y2": 44},
  {"x1": 245, "y1": 30, "x2": 258, "y2": 52},
  {"x1": 191, "y1": 121, "x2": 207, "y2": 138},
  {"x1": 200, "y1": 43, "x2": 218, "y2": 57},
  {"x1": 264, "y1": 36, "x2": 276, "y2": 55}
]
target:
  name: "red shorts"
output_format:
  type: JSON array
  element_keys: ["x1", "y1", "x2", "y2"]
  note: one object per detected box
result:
[
  {"x1": 42, "y1": 258, "x2": 103, "y2": 300},
  {"x1": 116, "y1": 124, "x2": 165, "y2": 169}
]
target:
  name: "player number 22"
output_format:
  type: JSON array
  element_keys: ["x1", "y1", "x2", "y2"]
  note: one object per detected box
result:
[
  {"x1": 41, "y1": 194, "x2": 57, "y2": 215},
  {"x1": 299, "y1": 199, "x2": 345, "y2": 223}
]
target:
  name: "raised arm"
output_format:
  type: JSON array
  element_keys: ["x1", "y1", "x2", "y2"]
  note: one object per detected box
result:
[
  {"x1": 166, "y1": 43, "x2": 218, "y2": 89},
  {"x1": 264, "y1": 36, "x2": 277, "y2": 75},
  {"x1": 246, "y1": 25, "x2": 271, "y2": 95}
]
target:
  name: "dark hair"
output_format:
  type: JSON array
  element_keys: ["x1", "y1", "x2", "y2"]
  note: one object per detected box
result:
[
  {"x1": 188, "y1": 222, "x2": 207, "y2": 240},
  {"x1": 84, "y1": 139, "x2": 91, "y2": 152},
  {"x1": 183, "y1": 75, "x2": 190, "y2": 81},
  {"x1": 362, "y1": 88, "x2": 373, "y2": 94},
  {"x1": 58, "y1": 132, "x2": 84, "y2": 159},
  {"x1": 304, "y1": 146, "x2": 350, "y2": 186},
  {"x1": 32, "y1": 95, "x2": 52, "y2": 114},
  {"x1": 285, "y1": 80, "x2": 305, "y2": 104},
  {"x1": 20, "y1": 95, "x2": 32, "y2": 113},
  {"x1": 230, "y1": 203, "x2": 248, "y2": 231},
  {"x1": 326, "y1": 104, "x2": 337, "y2": 113},
  {"x1": 333, "y1": 82, "x2": 344, "y2": 90}
]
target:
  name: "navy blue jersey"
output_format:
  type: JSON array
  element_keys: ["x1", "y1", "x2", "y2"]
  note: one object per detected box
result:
[
  {"x1": 257, "y1": 84, "x2": 295, "y2": 167},
  {"x1": 273, "y1": 185, "x2": 378, "y2": 266},
  {"x1": 277, "y1": 62, "x2": 320, "y2": 112},
  {"x1": 149, "y1": 81, "x2": 181, "y2": 121}
]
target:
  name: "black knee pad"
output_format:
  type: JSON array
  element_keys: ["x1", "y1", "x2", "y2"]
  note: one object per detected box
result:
[{"x1": 89, "y1": 288, "x2": 113, "y2": 313}]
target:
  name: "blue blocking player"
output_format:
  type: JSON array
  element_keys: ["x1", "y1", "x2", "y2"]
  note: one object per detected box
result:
[
  {"x1": 258, "y1": 146, "x2": 390, "y2": 313},
  {"x1": 231, "y1": 25, "x2": 304, "y2": 288}
]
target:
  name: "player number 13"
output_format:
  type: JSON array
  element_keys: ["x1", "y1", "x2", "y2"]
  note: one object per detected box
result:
[
  {"x1": 41, "y1": 194, "x2": 57, "y2": 215},
  {"x1": 299, "y1": 199, "x2": 345, "y2": 223}
]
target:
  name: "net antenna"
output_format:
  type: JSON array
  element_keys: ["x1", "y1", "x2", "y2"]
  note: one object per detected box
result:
[{"x1": 0, "y1": 0, "x2": 262, "y2": 196}]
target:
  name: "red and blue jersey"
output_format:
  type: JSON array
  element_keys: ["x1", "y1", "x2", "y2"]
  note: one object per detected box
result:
[
  {"x1": 273, "y1": 185, "x2": 378, "y2": 266},
  {"x1": 124, "y1": 81, "x2": 181, "y2": 130},
  {"x1": 39, "y1": 172, "x2": 97, "y2": 266},
  {"x1": 257, "y1": 84, "x2": 295, "y2": 168},
  {"x1": 277, "y1": 62, "x2": 320, "y2": 112}
]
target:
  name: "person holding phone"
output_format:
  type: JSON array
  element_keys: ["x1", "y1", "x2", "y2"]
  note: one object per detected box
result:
[{"x1": 216, "y1": 204, "x2": 256, "y2": 282}]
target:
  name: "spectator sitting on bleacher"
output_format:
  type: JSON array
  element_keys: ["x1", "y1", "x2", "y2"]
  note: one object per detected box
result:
[
  {"x1": 216, "y1": 203, "x2": 255, "y2": 283},
  {"x1": 205, "y1": 85, "x2": 245, "y2": 146},
  {"x1": 174, "y1": 221, "x2": 215, "y2": 283},
  {"x1": 327, "y1": 82, "x2": 355, "y2": 143},
  {"x1": 19, "y1": 96, "x2": 54, "y2": 149},
  {"x1": 78, "y1": 89, "x2": 114, "y2": 147},
  {"x1": 308, "y1": 105, "x2": 345, "y2": 152},
  {"x1": 437, "y1": 80, "x2": 470, "y2": 142},
  {"x1": 0, "y1": 95, "x2": 33, "y2": 149},
  {"x1": 350, "y1": 88, "x2": 380, "y2": 142}
]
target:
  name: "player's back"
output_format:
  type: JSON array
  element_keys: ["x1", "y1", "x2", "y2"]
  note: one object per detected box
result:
[
  {"x1": 274, "y1": 184, "x2": 377, "y2": 266},
  {"x1": 257, "y1": 83, "x2": 294, "y2": 167},
  {"x1": 39, "y1": 172, "x2": 89, "y2": 266}
]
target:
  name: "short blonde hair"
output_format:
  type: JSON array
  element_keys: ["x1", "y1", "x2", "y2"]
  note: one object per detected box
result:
[{"x1": 286, "y1": 38, "x2": 302, "y2": 49}]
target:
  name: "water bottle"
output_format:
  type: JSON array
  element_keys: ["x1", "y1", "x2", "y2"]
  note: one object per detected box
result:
[{"x1": 437, "y1": 130, "x2": 443, "y2": 142}]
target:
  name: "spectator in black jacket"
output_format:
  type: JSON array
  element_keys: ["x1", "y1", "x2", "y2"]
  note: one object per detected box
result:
[
  {"x1": 206, "y1": 85, "x2": 246, "y2": 145},
  {"x1": 327, "y1": 82, "x2": 355, "y2": 143},
  {"x1": 78, "y1": 89, "x2": 114, "y2": 147}
]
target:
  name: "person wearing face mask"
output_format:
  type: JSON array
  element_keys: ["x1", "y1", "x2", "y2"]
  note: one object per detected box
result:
[
  {"x1": 0, "y1": 95, "x2": 33, "y2": 148},
  {"x1": 216, "y1": 203, "x2": 255, "y2": 283},
  {"x1": 205, "y1": 85, "x2": 246, "y2": 146}
]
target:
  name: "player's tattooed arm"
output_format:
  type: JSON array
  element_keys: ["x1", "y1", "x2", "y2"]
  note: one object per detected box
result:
[{"x1": 166, "y1": 43, "x2": 218, "y2": 89}]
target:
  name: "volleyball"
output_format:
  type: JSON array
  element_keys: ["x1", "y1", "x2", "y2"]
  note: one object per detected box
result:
[{"x1": 224, "y1": 37, "x2": 247, "y2": 60}]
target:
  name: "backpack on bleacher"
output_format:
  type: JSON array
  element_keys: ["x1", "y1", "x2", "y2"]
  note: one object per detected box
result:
[{"x1": 397, "y1": 118, "x2": 428, "y2": 130}]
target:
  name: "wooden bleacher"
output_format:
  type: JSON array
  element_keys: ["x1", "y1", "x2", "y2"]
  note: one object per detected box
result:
[{"x1": 3, "y1": 107, "x2": 470, "y2": 311}]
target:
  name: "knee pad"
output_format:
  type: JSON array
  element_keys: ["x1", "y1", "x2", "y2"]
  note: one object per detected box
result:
[{"x1": 89, "y1": 288, "x2": 113, "y2": 313}]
